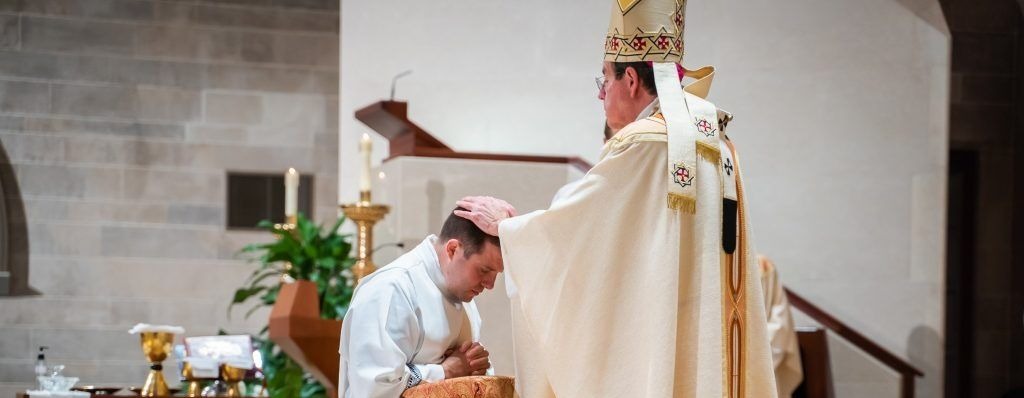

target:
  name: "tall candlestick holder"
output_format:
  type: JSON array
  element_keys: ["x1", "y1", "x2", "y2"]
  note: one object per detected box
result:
[{"x1": 341, "y1": 190, "x2": 390, "y2": 282}]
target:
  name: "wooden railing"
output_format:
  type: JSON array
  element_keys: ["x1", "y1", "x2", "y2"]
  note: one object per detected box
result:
[{"x1": 785, "y1": 288, "x2": 924, "y2": 398}]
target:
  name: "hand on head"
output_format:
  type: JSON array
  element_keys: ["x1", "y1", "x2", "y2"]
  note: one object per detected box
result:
[
  {"x1": 441, "y1": 341, "x2": 491, "y2": 378},
  {"x1": 454, "y1": 196, "x2": 517, "y2": 237}
]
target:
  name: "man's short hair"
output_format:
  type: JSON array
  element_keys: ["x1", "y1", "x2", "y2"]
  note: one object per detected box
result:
[
  {"x1": 439, "y1": 207, "x2": 500, "y2": 258},
  {"x1": 613, "y1": 62, "x2": 657, "y2": 96}
]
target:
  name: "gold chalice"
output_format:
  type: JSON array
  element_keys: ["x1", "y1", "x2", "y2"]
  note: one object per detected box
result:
[
  {"x1": 220, "y1": 364, "x2": 247, "y2": 398},
  {"x1": 181, "y1": 362, "x2": 202, "y2": 398},
  {"x1": 139, "y1": 332, "x2": 174, "y2": 397}
]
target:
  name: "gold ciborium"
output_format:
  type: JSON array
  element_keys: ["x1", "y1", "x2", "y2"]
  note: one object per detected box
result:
[
  {"x1": 181, "y1": 362, "x2": 202, "y2": 398},
  {"x1": 219, "y1": 364, "x2": 247, "y2": 398},
  {"x1": 139, "y1": 332, "x2": 174, "y2": 397}
]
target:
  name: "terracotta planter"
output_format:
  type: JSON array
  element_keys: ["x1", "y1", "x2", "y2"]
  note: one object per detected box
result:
[{"x1": 269, "y1": 280, "x2": 343, "y2": 398}]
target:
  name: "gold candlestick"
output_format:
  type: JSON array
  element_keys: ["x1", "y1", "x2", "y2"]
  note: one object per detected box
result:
[{"x1": 341, "y1": 190, "x2": 389, "y2": 281}]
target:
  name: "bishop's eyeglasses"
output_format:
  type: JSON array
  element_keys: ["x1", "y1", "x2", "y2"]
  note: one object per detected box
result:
[{"x1": 595, "y1": 75, "x2": 607, "y2": 94}]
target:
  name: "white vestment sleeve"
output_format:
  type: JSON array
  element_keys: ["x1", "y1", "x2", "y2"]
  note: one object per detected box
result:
[
  {"x1": 767, "y1": 301, "x2": 789, "y2": 367},
  {"x1": 412, "y1": 364, "x2": 445, "y2": 383},
  {"x1": 343, "y1": 282, "x2": 424, "y2": 398}
]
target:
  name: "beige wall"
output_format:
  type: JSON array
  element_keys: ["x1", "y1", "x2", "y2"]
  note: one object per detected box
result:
[{"x1": 342, "y1": 0, "x2": 949, "y2": 396}]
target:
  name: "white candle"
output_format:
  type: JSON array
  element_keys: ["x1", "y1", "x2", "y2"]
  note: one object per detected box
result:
[
  {"x1": 360, "y1": 133, "x2": 372, "y2": 192},
  {"x1": 284, "y1": 168, "x2": 299, "y2": 218}
]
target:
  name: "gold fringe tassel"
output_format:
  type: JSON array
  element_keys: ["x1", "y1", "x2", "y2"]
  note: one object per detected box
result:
[
  {"x1": 696, "y1": 140, "x2": 721, "y2": 163},
  {"x1": 668, "y1": 193, "x2": 696, "y2": 213},
  {"x1": 667, "y1": 143, "x2": 719, "y2": 213}
]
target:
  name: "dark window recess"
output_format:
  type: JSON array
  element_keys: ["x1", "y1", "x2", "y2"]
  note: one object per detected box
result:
[{"x1": 227, "y1": 173, "x2": 314, "y2": 229}]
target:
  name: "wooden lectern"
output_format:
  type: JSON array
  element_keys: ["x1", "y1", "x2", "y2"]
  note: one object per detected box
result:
[
  {"x1": 354, "y1": 101, "x2": 451, "y2": 158},
  {"x1": 268, "y1": 281, "x2": 342, "y2": 398},
  {"x1": 355, "y1": 100, "x2": 592, "y2": 171}
]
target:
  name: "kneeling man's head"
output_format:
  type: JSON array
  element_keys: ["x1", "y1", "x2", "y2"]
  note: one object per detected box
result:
[{"x1": 436, "y1": 207, "x2": 503, "y2": 302}]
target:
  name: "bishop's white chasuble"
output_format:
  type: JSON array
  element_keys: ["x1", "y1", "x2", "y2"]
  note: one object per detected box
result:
[{"x1": 498, "y1": 94, "x2": 779, "y2": 397}]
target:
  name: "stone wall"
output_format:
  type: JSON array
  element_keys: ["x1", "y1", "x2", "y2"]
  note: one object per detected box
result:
[{"x1": 0, "y1": 0, "x2": 338, "y2": 395}]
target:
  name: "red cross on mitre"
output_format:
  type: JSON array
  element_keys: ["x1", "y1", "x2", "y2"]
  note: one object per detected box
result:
[{"x1": 656, "y1": 37, "x2": 670, "y2": 50}]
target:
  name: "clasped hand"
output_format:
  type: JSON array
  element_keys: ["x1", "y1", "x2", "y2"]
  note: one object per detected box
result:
[{"x1": 440, "y1": 341, "x2": 490, "y2": 378}]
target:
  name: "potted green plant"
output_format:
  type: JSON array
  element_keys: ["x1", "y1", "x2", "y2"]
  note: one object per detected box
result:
[{"x1": 229, "y1": 214, "x2": 355, "y2": 398}]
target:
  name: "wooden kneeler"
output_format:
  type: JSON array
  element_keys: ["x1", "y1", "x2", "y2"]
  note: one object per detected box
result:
[{"x1": 269, "y1": 280, "x2": 343, "y2": 398}]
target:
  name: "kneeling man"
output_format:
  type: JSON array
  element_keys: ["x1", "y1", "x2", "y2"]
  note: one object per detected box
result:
[{"x1": 339, "y1": 208, "x2": 502, "y2": 398}]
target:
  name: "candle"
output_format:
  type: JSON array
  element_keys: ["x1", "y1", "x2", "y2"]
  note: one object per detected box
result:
[
  {"x1": 360, "y1": 133, "x2": 372, "y2": 193},
  {"x1": 284, "y1": 168, "x2": 299, "y2": 218}
]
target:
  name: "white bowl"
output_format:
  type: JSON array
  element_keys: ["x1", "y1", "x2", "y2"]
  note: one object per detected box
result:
[{"x1": 37, "y1": 376, "x2": 79, "y2": 392}]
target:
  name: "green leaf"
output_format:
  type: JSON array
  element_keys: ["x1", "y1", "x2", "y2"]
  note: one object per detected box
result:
[
  {"x1": 250, "y1": 270, "x2": 283, "y2": 287},
  {"x1": 317, "y1": 257, "x2": 337, "y2": 270},
  {"x1": 244, "y1": 304, "x2": 266, "y2": 320},
  {"x1": 300, "y1": 379, "x2": 328, "y2": 398},
  {"x1": 259, "y1": 284, "x2": 280, "y2": 306},
  {"x1": 230, "y1": 286, "x2": 266, "y2": 305}
]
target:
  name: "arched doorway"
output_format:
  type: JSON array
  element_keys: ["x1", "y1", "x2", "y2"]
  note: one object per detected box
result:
[{"x1": 0, "y1": 138, "x2": 31, "y2": 296}]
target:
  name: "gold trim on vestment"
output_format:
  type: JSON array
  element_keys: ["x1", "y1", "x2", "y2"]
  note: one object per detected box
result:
[
  {"x1": 667, "y1": 193, "x2": 695, "y2": 213},
  {"x1": 601, "y1": 131, "x2": 667, "y2": 159},
  {"x1": 607, "y1": 131, "x2": 667, "y2": 148},
  {"x1": 724, "y1": 139, "x2": 749, "y2": 396},
  {"x1": 721, "y1": 140, "x2": 747, "y2": 398},
  {"x1": 696, "y1": 140, "x2": 720, "y2": 163}
]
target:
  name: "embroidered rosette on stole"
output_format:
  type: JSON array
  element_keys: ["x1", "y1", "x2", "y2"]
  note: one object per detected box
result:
[{"x1": 652, "y1": 62, "x2": 721, "y2": 212}]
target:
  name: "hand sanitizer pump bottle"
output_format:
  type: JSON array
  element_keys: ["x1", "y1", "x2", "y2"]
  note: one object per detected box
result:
[{"x1": 34, "y1": 346, "x2": 48, "y2": 390}]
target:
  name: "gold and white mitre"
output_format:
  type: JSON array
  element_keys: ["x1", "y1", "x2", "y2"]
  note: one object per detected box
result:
[
  {"x1": 605, "y1": 0, "x2": 717, "y2": 212},
  {"x1": 604, "y1": 0, "x2": 685, "y2": 62}
]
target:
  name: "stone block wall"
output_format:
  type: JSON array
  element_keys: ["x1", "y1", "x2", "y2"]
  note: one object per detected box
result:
[{"x1": 0, "y1": 0, "x2": 339, "y2": 394}]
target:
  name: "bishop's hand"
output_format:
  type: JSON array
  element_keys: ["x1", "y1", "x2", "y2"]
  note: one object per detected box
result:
[{"x1": 454, "y1": 196, "x2": 517, "y2": 237}]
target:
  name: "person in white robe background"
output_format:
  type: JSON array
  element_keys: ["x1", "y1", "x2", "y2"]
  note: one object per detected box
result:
[
  {"x1": 338, "y1": 208, "x2": 503, "y2": 398},
  {"x1": 758, "y1": 255, "x2": 804, "y2": 398}
]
